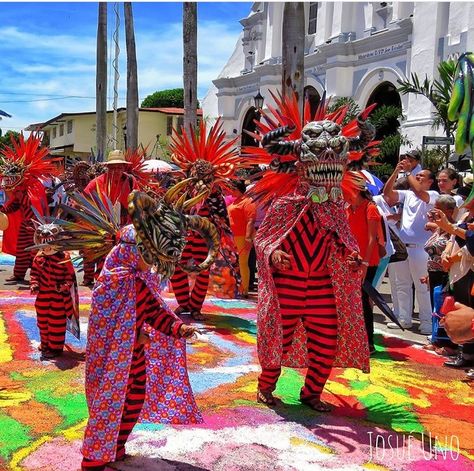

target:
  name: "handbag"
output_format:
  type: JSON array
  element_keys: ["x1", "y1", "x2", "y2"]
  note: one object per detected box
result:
[{"x1": 388, "y1": 227, "x2": 408, "y2": 263}]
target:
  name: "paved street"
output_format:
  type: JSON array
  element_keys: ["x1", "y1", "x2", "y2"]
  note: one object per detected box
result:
[{"x1": 0, "y1": 253, "x2": 473, "y2": 471}]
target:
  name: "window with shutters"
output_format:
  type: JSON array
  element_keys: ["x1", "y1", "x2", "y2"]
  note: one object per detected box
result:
[{"x1": 308, "y1": 2, "x2": 318, "y2": 35}]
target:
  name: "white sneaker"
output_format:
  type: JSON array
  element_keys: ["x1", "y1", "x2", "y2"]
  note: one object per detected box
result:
[{"x1": 387, "y1": 321, "x2": 413, "y2": 329}]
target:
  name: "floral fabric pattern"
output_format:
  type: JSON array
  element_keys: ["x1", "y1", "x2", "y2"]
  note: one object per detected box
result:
[{"x1": 82, "y1": 225, "x2": 201, "y2": 463}]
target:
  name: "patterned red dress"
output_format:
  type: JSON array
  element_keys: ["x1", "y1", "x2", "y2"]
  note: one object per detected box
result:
[{"x1": 255, "y1": 184, "x2": 370, "y2": 400}]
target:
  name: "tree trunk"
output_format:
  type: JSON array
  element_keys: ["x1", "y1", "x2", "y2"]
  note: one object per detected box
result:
[
  {"x1": 124, "y1": 2, "x2": 139, "y2": 151},
  {"x1": 183, "y1": 2, "x2": 198, "y2": 134},
  {"x1": 96, "y1": 2, "x2": 107, "y2": 161},
  {"x1": 282, "y1": 2, "x2": 305, "y2": 118}
]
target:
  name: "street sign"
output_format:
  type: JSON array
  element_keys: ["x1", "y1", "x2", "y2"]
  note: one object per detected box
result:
[{"x1": 422, "y1": 136, "x2": 454, "y2": 146}]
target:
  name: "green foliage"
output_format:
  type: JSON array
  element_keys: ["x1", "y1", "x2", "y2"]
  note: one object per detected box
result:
[
  {"x1": 369, "y1": 105, "x2": 403, "y2": 137},
  {"x1": 327, "y1": 97, "x2": 361, "y2": 125},
  {"x1": 421, "y1": 146, "x2": 449, "y2": 173},
  {"x1": 371, "y1": 162, "x2": 394, "y2": 179},
  {"x1": 327, "y1": 97, "x2": 410, "y2": 166},
  {"x1": 0, "y1": 130, "x2": 20, "y2": 149},
  {"x1": 141, "y1": 88, "x2": 202, "y2": 109},
  {"x1": 141, "y1": 88, "x2": 185, "y2": 108},
  {"x1": 369, "y1": 105, "x2": 409, "y2": 166},
  {"x1": 397, "y1": 59, "x2": 457, "y2": 138}
]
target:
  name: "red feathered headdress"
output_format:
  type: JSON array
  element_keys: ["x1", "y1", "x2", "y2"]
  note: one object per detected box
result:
[
  {"x1": 242, "y1": 92, "x2": 379, "y2": 207},
  {"x1": 0, "y1": 133, "x2": 56, "y2": 191},
  {"x1": 169, "y1": 118, "x2": 252, "y2": 194}
]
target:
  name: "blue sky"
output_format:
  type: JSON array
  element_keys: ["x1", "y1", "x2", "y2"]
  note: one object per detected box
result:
[{"x1": 0, "y1": 1, "x2": 251, "y2": 134}]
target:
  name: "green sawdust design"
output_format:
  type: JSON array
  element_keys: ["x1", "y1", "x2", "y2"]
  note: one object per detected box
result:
[
  {"x1": 10, "y1": 370, "x2": 87, "y2": 431},
  {"x1": 352, "y1": 386, "x2": 424, "y2": 434},
  {"x1": 0, "y1": 412, "x2": 32, "y2": 460},
  {"x1": 34, "y1": 390, "x2": 87, "y2": 431},
  {"x1": 275, "y1": 368, "x2": 304, "y2": 405},
  {"x1": 206, "y1": 314, "x2": 257, "y2": 336}
]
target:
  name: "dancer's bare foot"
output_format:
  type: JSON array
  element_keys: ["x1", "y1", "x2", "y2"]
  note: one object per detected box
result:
[
  {"x1": 190, "y1": 310, "x2": 205, "y2": 321},
  {"x1": 5, "y1": 276, "x2": 26, "y2": 283},
  {"x1": 300, "y1": 395, "x2": 332, "y2": 412},
  {"x1": 257, "y1": 389, "x2": 276, "y2": 405}
]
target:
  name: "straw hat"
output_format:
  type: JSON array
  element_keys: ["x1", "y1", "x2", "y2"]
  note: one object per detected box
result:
[{"x1": 104, "y1": 149, "x2": 131, "y2": 165}]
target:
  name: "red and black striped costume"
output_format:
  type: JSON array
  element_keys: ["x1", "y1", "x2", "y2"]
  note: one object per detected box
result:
[
  {"x1": 171, "y1": 193, "x2": 228, "y2": 313},
  {"x1": 258, "y1": 208, "x2": 338, "y2": 400},
  {"x1": 81, "y1": 278, "x2": 184, "y2": 471},
  {"x1": 1, "y1": 192, "x2": 36, "y2": 279},
  {"x1": 30, "y1": 251, "x2": 77, "y2": 354}
]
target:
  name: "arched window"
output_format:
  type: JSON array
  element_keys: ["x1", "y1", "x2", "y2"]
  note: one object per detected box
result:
[
  {"x1": 367, "y1": 81, "x2": 401, "y2": 109},
  {"x1": 241, "y1": 107, "x2": 259, "y2": 147},
  {"x1": 304, "y1": 86, "x2": 321, "y2": 119},
  {"x1": 367, "y1": 81, "x2": 402, "y2": 167}
]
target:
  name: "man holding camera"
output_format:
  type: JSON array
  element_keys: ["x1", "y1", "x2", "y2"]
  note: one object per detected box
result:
[{"x1": 383, "y1": 151, "x2": 439, "y2": 334}]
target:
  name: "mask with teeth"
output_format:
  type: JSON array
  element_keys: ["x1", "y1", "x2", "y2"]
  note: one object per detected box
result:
[
  {"x1": 188, "y1": 159, "x2": 215, "y2": 195},
  {"x1": 245, "y1": 91, "x2": 377, "y2": 205},
  {"x1": 32, "y1": 221, "x2": 63, "y2": 256},
  {"x1": 0, "y1": 160, "x2": 26, "y2": 191},
  {"x1": 0, "y1": 133, "x2": 54, "y2": 192},
  {"x1": 298, "y1": 120, "x2": 349, "y2": 200},
  {"x1": 128, "y1": 184, "x2": 220, "y2": 279}
]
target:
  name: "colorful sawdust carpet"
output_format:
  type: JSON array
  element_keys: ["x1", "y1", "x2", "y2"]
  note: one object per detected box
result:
[{"x1": 0, "y1": 285, "x2": 473, "y2": 471}]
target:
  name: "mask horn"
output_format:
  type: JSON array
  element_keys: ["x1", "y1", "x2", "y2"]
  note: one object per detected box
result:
[
  {"x1": 174, "y1": 191, "x2": 187, "y2": 210},
  {"x1": 163, "y1": 178, "x2": 192, "y2": 204},
  {"x1": 182, "y1": 190, "x2": 209, "y2": 212}
]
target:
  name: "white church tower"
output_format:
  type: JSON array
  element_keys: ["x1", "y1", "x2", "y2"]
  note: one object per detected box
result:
[{"x1": 202, "y1": 1, "x2": 474, "y2": 157}]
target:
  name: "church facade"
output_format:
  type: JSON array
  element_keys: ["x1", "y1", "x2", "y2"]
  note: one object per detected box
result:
[{"x1": 202, "y1": 2, "x2": 474, "y2": 155}]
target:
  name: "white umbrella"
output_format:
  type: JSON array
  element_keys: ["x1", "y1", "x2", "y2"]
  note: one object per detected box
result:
[{"x1": 142, "y1": 159, "x2": 173, "y2": 173}]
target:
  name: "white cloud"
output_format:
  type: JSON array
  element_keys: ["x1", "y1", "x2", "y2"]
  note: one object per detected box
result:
[
  {"x1": 0, "y1": 16, "x2": 242, "y2": 131},
  {"x1": 0, "y1": 26, "x2": 95, "y2": 57},
  {"x1": 11, "y1": 63, "x2": 95, "y2": 75}
]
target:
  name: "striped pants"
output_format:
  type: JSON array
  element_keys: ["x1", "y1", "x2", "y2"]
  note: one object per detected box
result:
[
  {"x1": 36, "y1": 295, "x2": 68, "y2": 352},
  {"x1": 81, "y1": 345, "x2": 146, "y2": 470},
  {"x1": 13, "y1": 224, "x2": 34, "y2": 279},
  {"x1": 258, "y1": 271, "x2": 338, "y2": 400},
  {"x1": 171, "y1": 236, "x2": 209, "y2": 312}
]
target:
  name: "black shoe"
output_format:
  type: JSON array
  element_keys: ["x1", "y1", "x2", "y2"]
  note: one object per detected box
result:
[{"x1": 444, "y1": 354, "x2": 474, "y2": 369}]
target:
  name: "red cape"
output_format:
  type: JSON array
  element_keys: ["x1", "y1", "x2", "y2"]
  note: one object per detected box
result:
[{"x1": 254, "y1": 184, "x2": 370, "y2": 372}]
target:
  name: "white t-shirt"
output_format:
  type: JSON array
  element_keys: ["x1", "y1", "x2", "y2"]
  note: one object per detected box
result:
[{"x1": 397, "y1": 190, "x2": 439, "y2": 245}]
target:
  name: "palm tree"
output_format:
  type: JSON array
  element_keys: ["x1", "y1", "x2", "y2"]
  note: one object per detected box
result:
[
  {"x1": 124, "y1": 2, "x2": 139, "y2": 151},
  {"x1": 183, "y1": 2, "x2": 198, "y2": 134},
  {"x1": 397, "y1": 59, "x2": 457, "y2": 158},
  {"x1": 96, "y1": 2, "x2": 108, "y2": 161},
  {"x1": 282, "y1": 2, "x2": 305, "y2": 117}
]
